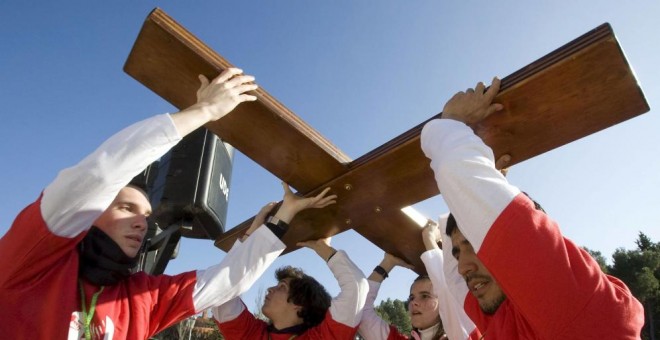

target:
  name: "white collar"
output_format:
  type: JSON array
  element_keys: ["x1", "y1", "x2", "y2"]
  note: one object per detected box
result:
[{"x1": 417, "y1": 323, "x2": 441, "y2": 340}]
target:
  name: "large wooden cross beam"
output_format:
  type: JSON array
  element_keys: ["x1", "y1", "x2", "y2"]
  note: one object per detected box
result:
[{"x1": 124, "y1": 8, "x2": 648, "y2": 273}]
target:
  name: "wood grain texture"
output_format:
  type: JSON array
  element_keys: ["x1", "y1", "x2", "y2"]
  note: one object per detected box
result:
[{"x1": 125, "y1": 9, "x2": 649, "y2": 274}]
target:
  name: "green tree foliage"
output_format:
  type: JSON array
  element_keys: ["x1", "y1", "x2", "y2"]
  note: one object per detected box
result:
[
  {"x1": 375, "y1": 298, "x2": 412, "y2": 336},
  {"x1": 584, "y1": 247, "x2": 609, "y2": 274},
  {"x1": 608, "y1": 232, "x2": 660, "y2": 340},
  {"x1": 152, "y1": 314, "x2": 225, "y2": 340}
]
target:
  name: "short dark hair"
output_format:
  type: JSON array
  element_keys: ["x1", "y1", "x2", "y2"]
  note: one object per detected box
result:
[
  {"x1": 275, "y1": 266, "x2": 331, "y2": 330},
  {"x1": 445, "y1": 192, "x2": 546, "y2": 236},
  {"x1": 445, "y1": 213, "x2": 458, "y2": 237}
]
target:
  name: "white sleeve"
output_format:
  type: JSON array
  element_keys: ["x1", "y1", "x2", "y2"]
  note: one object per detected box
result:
[
  {"x1": 358, "y1": 280, "x2": 392, "y2": 340},
  {"x1": 420, "y1": 119, "x2": 520, "y2": 252},
  {"x1": 41, "y1": 114, "x2": 181, "y2": 237},
  {"x1": 212, "y1": 297, "x2": 246, "y2": 323},
  {"x1": 328, "y1": 250, "x2": 369, "y2": 327},
  {"x1": 194, "y1": 225, "x2": 286, "y2": 312},
  {"x1": 422, "y1": 248, "x2": 477, "y2": 340}
]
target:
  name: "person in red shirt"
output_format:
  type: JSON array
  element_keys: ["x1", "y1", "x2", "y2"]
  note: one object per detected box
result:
[
  {"x1": 420, "y1": 78, "x2": 645, "y2": 339},
  {"x1": 0, "y1": 68, "x2": 337, "y2": 339},
  {"x1": 213, "y1": 235, "x2": 368, "y2": 339}
]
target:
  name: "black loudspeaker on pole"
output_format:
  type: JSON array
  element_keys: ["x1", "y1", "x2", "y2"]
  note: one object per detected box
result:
[{"x1": 133, "y1": 128, "x2": 234, "y2": 274}]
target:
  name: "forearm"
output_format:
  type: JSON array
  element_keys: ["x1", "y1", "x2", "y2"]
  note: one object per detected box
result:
[
  {"x1": 367, "y1": 257, "x2": 397, "y2": 283},
  {"x1": 358, "y1": 280, "x2": 391, "y2": 340},
  {"x1": 327, "y1": 250, "x2": 369, "y2": 327},
  {"x1": 422, "y1": 248, "x2": 477, "y2": 340},
  {"x1": 211, "y1": 297, "x2": 245, "y2": 323},
  {"x1": 169, "y1": 105, "x2": 215, "y2": 138},
  {"x1": 422, "y1": 119, "x2": 635, "y2": 332},
  {"x1": 192, "y1": 225, "x2": 285, "y2": 311},
  {"x1": 42, "y1": 114, "x2": 181, "y2": 237},
  {"x1": 421, "y1": 119, "x2": 519, "y2": 253}
]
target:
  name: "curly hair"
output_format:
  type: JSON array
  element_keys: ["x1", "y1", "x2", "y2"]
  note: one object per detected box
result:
[{"x1": 275, "y1": 266, "x2": 332, "y2": 331}]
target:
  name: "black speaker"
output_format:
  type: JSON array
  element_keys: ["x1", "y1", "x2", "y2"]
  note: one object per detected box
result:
[{"x1": 148, "y1": 128, "x2": 234, "y2": 240}]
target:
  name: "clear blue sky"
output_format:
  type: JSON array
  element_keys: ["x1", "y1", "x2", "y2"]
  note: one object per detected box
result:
[{"x1": 1, "y1": 1, "x2": 659, "y2": 312}]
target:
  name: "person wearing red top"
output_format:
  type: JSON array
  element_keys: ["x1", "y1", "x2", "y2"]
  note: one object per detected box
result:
[
  {"x1": 420, "y1": 78, "x2": 645, "y2": 339},
  {"x1": 213, "y1": 236, "x2": 368, "y2": 339},
  {"x1": 0, "y1": 68, "x2": 336, "y2": 339}
]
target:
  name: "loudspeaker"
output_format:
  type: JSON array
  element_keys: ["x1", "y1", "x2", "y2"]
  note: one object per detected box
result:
[{"x1": 149, "y1": 128, "x2": 234, "y2": 240}]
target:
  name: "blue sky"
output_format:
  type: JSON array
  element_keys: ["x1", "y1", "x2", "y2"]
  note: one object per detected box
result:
[{"x1": 1, "y1": 1, "x2": 659, "y2": 312}]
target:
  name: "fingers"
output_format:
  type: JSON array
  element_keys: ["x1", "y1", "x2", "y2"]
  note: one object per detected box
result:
[
  {"x1": 314, "y1": 197, "x2": 337, "y2": 208},
  {"x1": 198, "y1": 74, "x2": 210, "y2": 89},
  {"x1": 225, "y1": 75, "x2": 255, "y2": 88},
  {"x1": 239, "y1": 94, "x2": 258, "y2": 102},
  {"x1": 495, "y1": 154, "x2": 511, "y2": 169},
  {"x1": 495, "y1": 154, "x2": 511, "y2": 177},
  {"x1": 314, "y1": 187, "x2": 332, "y2": 200},
  {"x1": 484, "y1": 76, "x2": 501, "y2": 102},
  {"x1": 296, "y1": 241, "x2": 311, "y2": 248},
  {"x1": 213, "y1": 68, "x2": 244, "y2": 84},
  {"x1": 232, "y1": 83, "x2": 259, "y2": 94},
  {"x1": 311, "y1": 187, "x2": 337, "y2": 208},
  {"x1": 282, "y1": 182, "x2": 294, "y2": 195},
  {"x1": 475, "y1": 82, "x2": 486, "y2": 94},
  {"x1": 257, "y1": 202, "x2": 277, "y2": 217},
  {"x1": 485, "y1": 103, "x2": 504, "y2": 117}
]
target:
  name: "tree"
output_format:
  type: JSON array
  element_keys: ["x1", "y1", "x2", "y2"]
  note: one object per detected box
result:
[
  {"x1": 375, "y1": 298, "x2": 412, "y2": 335},
  {"x1": 584, "y1": 247, "x2": 609, "y2": 273},
  {"x1": 608, "y1": 232, "x2": 660, "y2": 340}
]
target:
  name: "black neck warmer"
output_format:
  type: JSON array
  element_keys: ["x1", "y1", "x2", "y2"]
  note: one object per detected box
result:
[
  {"x1": 78, "y1": 226, "x2": 140, "y2": 286},
  {"x1": 267, "y1": 323, "x2": 307, "y2": 335}
]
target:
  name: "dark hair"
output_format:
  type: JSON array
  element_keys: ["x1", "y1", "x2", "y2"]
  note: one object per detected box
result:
[
  {"x1": 445, "y1": 192, "x2": 546, "y2": 236},
  {"x1": 275, "y1": 266, "x2": 331, "y2": 330},
  {"x1": 445, "y1": 213, "x2": 458, "y2": 237}
]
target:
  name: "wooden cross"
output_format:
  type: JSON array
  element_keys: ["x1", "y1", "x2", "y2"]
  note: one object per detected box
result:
[{"x1": 124, "y1": 8, "x2": 648, "y2": 273}]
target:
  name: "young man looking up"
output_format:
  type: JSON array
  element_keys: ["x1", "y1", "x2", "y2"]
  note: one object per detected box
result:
[
  {"x1": 0, "y1": 68, "x2": 336, "y2": 339},
  {"x1": 213, "y1": 234, "x2": 369, "y2": 339},
  {"x1": 420, "y1": 78, "x2": 644, "y2": 338}
]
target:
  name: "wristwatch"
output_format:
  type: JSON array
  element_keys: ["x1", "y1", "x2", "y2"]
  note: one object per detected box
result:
[{"x1": 266, "y1": 215, "x2": 289, "y2": 239}]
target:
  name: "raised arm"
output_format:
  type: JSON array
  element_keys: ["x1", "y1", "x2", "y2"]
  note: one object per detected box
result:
[
  {"x1": 421, "y1": 216, "x2": 481, "y2": 340},
  {"x1": 42, "y1": 68, "x2": 257, "y2": 238},
  {"x1": 212, "y1": 184, "x2": 337, "y2": 322},
  {"x1": 359, "y1": 253, "x2": 411, "y2": 340},
  {"x1": 298, "y1": 237, "x2": 369, "y2": 329},
  {"x1": 421, "y1": 78, "x2": 641, "y2": 335}
]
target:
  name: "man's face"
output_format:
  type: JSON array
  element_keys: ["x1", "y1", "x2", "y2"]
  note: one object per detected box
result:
[
  {"x1": 450, "y1": 228, "x2": 505, "y2": 314},
  {"x1": 262, "y1": 278, "x2": 301, "y2": 322},
  {"x1": 408, "y1": 278, "x2": 441, "y2": 330},
  {"x1": 93, "y1": 186, "x2": 151, "y2": 258}
]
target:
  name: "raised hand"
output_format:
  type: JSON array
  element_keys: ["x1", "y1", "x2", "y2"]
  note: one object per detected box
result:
[
  {"x1": 441, "y1": 77, "x2": 503, "y2": 125},
  {"x1": 275, "y1": 183, "x2": 337, "y2": 223},
  {"x1": 241, "y1": 202, "x2": 278, "y2": 242},
  {"x1": 195, "y1": 68, "x2": 258, "y2": 121},
  {"x1": 422, "y1": 219, "x2": 442, "y2": 250},
  {"x1": 297, "y1": 237, "x2": 335, "y2": 261},
  {"x1": 382, "y1": 253, "x2": 413, "y2": 271},
  {"x1": 171, "y1": 68, "x2": 258, "y2": 137}
]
